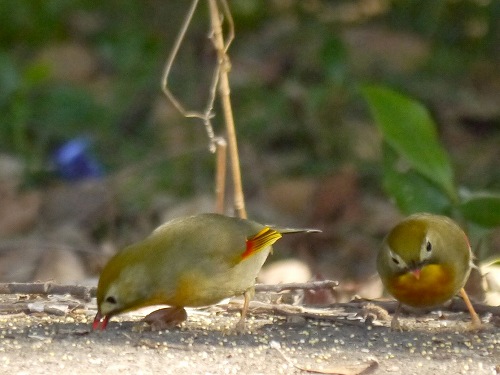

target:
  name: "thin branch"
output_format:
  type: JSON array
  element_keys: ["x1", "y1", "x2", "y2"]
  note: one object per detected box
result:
[
  {"x1": 161, "y1": 0, "x2": 201, "y2": 118},
  {"x1": 227, "y1": 300, "x2": 371, "y2": 327},
  {"x1": 160, "y1": 0, "x2": 220, "y2": 152},
  {"x1": 334, "y1": 297, "x2": 500, "y2": 316},
  {"x1": 0, "y1": 302, "x2": 81, "y2": 316},
  {"x1": 160, "y1": 0, "x2": 245, "y2": 214},
  {"x1": 1, "y1": 282, "x2": 499, "y2": 323},
  {"x1": 214, "y1": 138, "x2": 227, "y2": 213},
  {"x1": 0, "y1": 283, "x2": 96, "y2": 301},
  {"x1": 203, "y1": 65, "x2": 222, "y2": 153},
  {"x1": 0, "y1": 281, "x2": 338, "y2": 302},
  {"x1": 255, "y1": 280, "x2": 338, "y2": 293},
  {"x1": 218, "y1": 0, "x2": 234, "y2": 52},
  {"x1": 207, "y1": 0, "x2": 246, "y2": 218}
]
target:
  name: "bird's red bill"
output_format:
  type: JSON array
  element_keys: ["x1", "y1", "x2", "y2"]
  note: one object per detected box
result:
[
  {"x1": 411, "y1": 269, "x2": 421, "y2": 280},
  {"x1": 92, "y1": 312, "x2": 110, "y2": 330}
]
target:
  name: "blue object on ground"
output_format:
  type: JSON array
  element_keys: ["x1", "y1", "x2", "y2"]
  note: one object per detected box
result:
[{"x1": 53, "y1": 137, "x2": 104, "y2": 181}]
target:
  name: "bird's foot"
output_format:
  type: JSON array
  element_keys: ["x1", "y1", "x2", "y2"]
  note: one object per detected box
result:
[
  {"x1": 232, "y1": 316, "x2": 249, "y2": 334},
  {"x1": 390, "y1": 303, "x2": 406, "y2": 331},
  {"x1": 143, "y1": 307, "x2": 187, "y2": 331},
  {"x1": 467, "y1": 314, "x2": 482, "y2": 331},
  {"x1": 390, "y1": 316, "x2": 405, "y2": 332},
  {"x1": 459, "y1": 288, "x2": 482, "y2": 331}
]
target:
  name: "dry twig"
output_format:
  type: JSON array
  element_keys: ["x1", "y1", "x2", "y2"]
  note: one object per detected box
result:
[
  {"x1": 227, "y1": 300, "x2": 371, "y2": 327},
  {"x1": 207, "y1": 0, "x2": 246, "y2": 218},
  {"x1": 161, "y1": 0, "x2": 246, "y2": 217},
  {"x1": 0, "y1": 282, "x2": 95, "y2": 301},
  {"x1": 0, "y1": 302, "x2": 79, "y2": 316},
  {"x1": 255, "y1": 280, "x2": 338, "y2": 293},
  {"x1": 214, "y1": 138, "x2": 227, "y2": 214},
  {"x1": 2, "y1": 281, "x2": 498, "y2": 322}
]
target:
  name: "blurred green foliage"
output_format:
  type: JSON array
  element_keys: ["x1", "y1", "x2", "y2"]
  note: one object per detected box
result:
[
  {"x1": 0, "y1": 1, "x2": 167, "y2": 183},
  {"x1": 0, "y1": 0, "x2": 498, "y2": 203},
  {"x1": 389, "y1": 0, "x2": 498, "y2": 53},
  {"x1": 363, "y1": 85, "x2": 500, "y2": 260}
]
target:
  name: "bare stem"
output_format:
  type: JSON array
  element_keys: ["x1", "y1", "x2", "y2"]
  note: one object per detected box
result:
[
  {"x1": 254, "y1": 280, "x2": 338, "y2": 293},
  {"x1": 161, "y1": 0, "x2": 202, "y2": 119},
  {"x1": 160, "y1": 0, "x2": 220, "y2": 152},
  {"x1": 214, "y1": 137, "x2": 227, "y2": 213},
  {"x1": 207, "y1": 0, "x2": 246, "y2": 218}
]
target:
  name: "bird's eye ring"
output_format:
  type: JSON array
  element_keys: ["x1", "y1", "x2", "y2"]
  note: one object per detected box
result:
[
  {"x1": 426, "y1": 241, "x2": 432, "y2": 252},
  {"x1": 391, "y1": 257, "x2": 400, "y2": 265},
  {"x1": 106, "y1": 296, "x2": 117, "y2": 304}
]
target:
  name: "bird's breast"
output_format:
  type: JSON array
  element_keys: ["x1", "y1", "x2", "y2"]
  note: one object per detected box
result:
[{"x1": 386, "y1": 263, "x2": 458, "y2": 308}]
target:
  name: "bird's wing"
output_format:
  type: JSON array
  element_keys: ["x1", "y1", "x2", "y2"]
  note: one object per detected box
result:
[{"x1": 240, "y1": 227, "x2": 282, "y2": 260}]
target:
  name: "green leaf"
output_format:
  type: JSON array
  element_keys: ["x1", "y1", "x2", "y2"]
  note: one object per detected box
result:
[
  {"x1": 382, "y1": 143, "x2": 451, "y2": 215},
  {"x1": 362, "y1": 85, "x2": 456, "y2": 200},
  {"x1": 459, "y1": 193, "x2": 500, "y2": 228}
]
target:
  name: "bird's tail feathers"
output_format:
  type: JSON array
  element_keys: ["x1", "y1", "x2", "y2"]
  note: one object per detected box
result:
[{"x1": 272, "y1": 226, "x2": 322, "y2": 235}]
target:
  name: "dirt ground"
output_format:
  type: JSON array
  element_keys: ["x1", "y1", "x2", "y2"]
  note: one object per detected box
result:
[{"x1": 0, "y1": 293, "x2": 499, "y2": 375}]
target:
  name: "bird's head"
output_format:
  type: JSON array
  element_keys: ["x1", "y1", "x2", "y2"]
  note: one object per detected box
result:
[{"x1": 381, "y1": 216, "x2": 441, "y2": 280}]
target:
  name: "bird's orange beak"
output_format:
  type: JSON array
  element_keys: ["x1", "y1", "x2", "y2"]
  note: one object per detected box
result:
[
  {"x1": 92, "y1": 312, "x2": 110, "y2": 330},
  {"x1": 411, "y1": 269, "x2": 421, "y2": 280}
]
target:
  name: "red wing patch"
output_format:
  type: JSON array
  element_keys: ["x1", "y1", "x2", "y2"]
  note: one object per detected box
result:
[{"x1": 241, "y1": 227, "x2": 282, "y2": 260}]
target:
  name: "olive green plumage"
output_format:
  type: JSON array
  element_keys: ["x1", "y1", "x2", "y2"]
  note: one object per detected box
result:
[
  {"x1": 93, "y1": 213, "x2": 317, "y2": 329},
  {"x1": 377, "y1": 213, "x2": 480, "y2": 329}
]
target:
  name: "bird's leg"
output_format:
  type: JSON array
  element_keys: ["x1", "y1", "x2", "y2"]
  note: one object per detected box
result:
[
  {"x1": 459, "y1": 288, "x2": 481, "y2": 329},
  {"x1": 390, "y1": 302, "x2": 403, "y2": 331},
  {"x1": 235, "y1": 287, "x2": 255, "y2": 332}
]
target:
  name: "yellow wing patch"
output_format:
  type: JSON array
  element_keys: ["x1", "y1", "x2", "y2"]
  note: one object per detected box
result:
[{"x1": 241, "y1": 227, "x2": 282, "y2": 259}]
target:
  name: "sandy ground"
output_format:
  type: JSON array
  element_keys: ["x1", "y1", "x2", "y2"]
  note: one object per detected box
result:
[{"x1": 0, "y1": 294, "x2": 499, "y2": 375}]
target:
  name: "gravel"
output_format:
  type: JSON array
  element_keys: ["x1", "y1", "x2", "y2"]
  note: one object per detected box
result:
[{"x1": 0, "y1": 297, "x2": 499, "y2": 375}]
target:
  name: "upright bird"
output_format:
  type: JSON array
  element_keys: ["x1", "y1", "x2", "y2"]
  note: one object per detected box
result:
[
  {"x1": 377, "y1": 213, "x2": 481, "y2": 330},
  {"x1": 93, "y1": 213, "x2": 319, "y2": 330}
]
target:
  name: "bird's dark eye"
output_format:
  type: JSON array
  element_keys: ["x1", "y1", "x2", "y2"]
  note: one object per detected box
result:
[
  {"x1": 391, "y1": 257, "x2": 400, "y2": 265},
  {"x1": 106, "y1": 296, "x2": 117, "y2": 304},
  {"x1": 426, "y1": 241, "x2": 432, "y2": 252}
]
